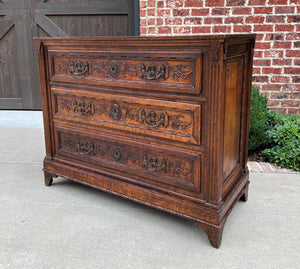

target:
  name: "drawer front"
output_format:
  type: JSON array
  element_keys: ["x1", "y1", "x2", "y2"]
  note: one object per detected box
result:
[
  {"x1": 51, "y1": 87, "x2": 201, "y2": 145},
  {"x1": 49, "y1": 51, "x2": 202, "y2": 94},
  {"x1": 54, "y1": 125, "x2": 201, "y2": 193}
]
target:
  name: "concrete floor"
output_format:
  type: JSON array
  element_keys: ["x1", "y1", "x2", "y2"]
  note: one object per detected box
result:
[{"x1": 0, "y1": 111, "x2": 299, "y2": 269}]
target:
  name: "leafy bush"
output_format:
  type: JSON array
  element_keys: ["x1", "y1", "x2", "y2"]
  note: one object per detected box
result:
[
  {"x1": 248, "y1": 87, "x2": 270, "y2": 152},
  {"x1": 262, "y1": 111, "x2": 300, "y2": 172}
]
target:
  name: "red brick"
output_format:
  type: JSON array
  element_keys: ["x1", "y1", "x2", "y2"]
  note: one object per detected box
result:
[
  {"x1": 266, "y1": 15, "x2": 285, "y2": 23},
  {"x1": 252, "y1": 67, "x2": 261, "y2": 74},
  {"x1": 173, "y1": 9, "x2": 190, "y2": 16},
  {"x1": 232, "y1": 7, "x2": 251, "y2": 15},
  {"x1": 211, "y1": 8, "x2": 229, "y2": 15},
  {"x1": 147, "y1": 8, "x2": 156, "y2": 16},
  {"x1": 254, "y1": 59, "x2": 271, "y2": 66},
  {"x1": 140, "y1": 9, "x2": 146, "y2": 17},
  {"x1": 292, "y1": 76, "x2": 300, "y2": 83},
  {"x1": 140, "y1": 27, "x2": 147, "y2": 35},
  {"x1": 262, "y1": 67, "x2": 282, "y2": 74},
  {"x1": 148, "y1": 18, "x2": 155, "y2": 25},
  {"x1": 254, "y1": 7, "x2": 273, "y2": 14},
  {"x1": 275, "y1": 6, "x2": 294, "y2": 14},
  {"x1": 255, "y1": 34, "x2": 265, "y2": 41},
  {"x1": 286, "y1": 50, "x2": 300, "y2": 57},
  {"x1": 234, "y1": 25, "x2": 252, "y2": 32},
  {"x1": 268, "y1": 100, "x2": 281, "y2": 107},
  {"x1": 287, "y1": 15, "x2": 300, "y2": 23},
  {"x1": 205, "y1": 0, "x2": 224, "y2": 7},
  {"x1": 184, "y1": 17, "x2": 202, "y2": 24},
  {"x1": 286, "y1": 33, "x2": 300, "y2": 40},
  {"x1": 271, "y1": 76, "x2": 290, "y2": 83},
  {"x1": 157, "y1": 9, "x2": 171, "y2": 16},
  {"x1": 254, "y1": 25, "x2": 274, "y2": 32},
  {"x1": 268, "y1": 0, "x2": 288, "y2": 4},
  {"x1": 245, "y1": 16, "x2": 265, "y2": 23},
  {"x1": 173, "y1": 26, "x2": 191, "y2": 34},
  {"x1": 226, "y1": 0, "x2": 246, "y2": 6},
  {"x1": 273, "y1": 42, "x2": 292, "y2": 49},
  {"x1": 148, "y1": 0, "x2": 155, "y2": 7},
  {"x1": 157, "y1": 18, "x2": 163, "y2": 25},
  {"x1": 191, "y1": 8, "x2": 210, "y2": 16},
  {"x1": 255, "y1": 42, "x2": 271, "y2": 49},
  {"x1": 185, "y1": 0, "x2": 203, "y2": 7},
  {"x1": 157, "y1": 1, "x2": 164, "y2": 8},
  {"x1": 204, "y1": 17, "x2": 223, "y2": 24},
  {"x1": 281, "y1": 100, "x2": 300, "y2": 107},
  {"x1": 140, "y1": 19, "x2": 147, "y2": 26},
  {"x1": 282, "y1": 84, "x2": 300, "y2": 91},
  {"x1": 252, "y1": 76, "x2": 269, "y2": 82},
  {"x1": 290, "y1": 92, "x2": 300, "y2": 99},
  {"x1": 294, "y1": 59, "x2": 300, "y2": 65},
  {"x1": 275, "y1": 25, "x2": 295, "y2": 32},
  {"x1": 284, "y1": 67, "x2": 300, "y2": 74},
  {"x1": 166, "y1": 0, "x2": 184, "y2": 7},
  {"x1": 248, "y1": 0, "x2": 266, "y2": 4},
  {"x1": 254, "y1": 50, "x2": 263, "y2": 58},
  {"x1": 158, "y1": 27, "x2": 172, "y2": 34},
  {"x1": 140, "y1": 1, "x2": 147, "y2": 8},
  {"x1": 293, "y1": 42, "x2": 300, "y2": 48},
  {"x1": 261, "y1": 84, "x2": 282, "y2": 91},
  {"x1": 287, "y1": 108, "x2": 300, "y2": 115},
  {"x1": 225, "y1": 17, "x2": 244, "y2": 24},
  {"x1": 148, "y1": 27, "x2": 156, "y2": 34},
  {"x1": 270, "y1": 92, "x2": 288, "y2": 100},
  {"x1": 265, "y1": 33, "x2": 285, "y2": 41},
  {"x1": 291, "y1": 0, "x2": 300, "y2": 4},
  {"x1": 192, "y1": 26, "x2": 211, "y2": 33},
  {"x1": 272, "y1": 59, "x2": 292, "y2": 65},
  {"x1": 264, "y1": 50, "x2": 284, "y2": 58},
  {"x1": 165, "y1": 17, "x2": 183, "y2": 25},
  {"x1": 212, "y1": 25, "x2": 232, "y2": 33}
]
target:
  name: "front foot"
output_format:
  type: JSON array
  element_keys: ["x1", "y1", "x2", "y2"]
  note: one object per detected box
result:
[
  {"x1": 195, "y1": 221, "x2": 225, "y2": 248},
  {"x1": 44, "y1": 170, "x2": 57, "y2": 186}
]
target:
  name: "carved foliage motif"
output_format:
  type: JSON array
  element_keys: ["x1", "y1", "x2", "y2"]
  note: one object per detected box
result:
[
  {"x1": 58, "y1": 132, "x2": 194, "y2": 180},
  {"x1": 54, "y1": 57, "x2": 195, "y2": 83}
]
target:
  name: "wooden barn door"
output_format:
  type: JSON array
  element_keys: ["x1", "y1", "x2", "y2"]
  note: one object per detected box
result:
[{"x1": 0, "y1": 0, "x2": 139, "y2": 109}]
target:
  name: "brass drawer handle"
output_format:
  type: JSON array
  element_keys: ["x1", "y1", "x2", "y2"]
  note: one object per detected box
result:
[
  {"x1": 141, "y1": 63, "x2": 166, "y2": 80},
  {"x1": 70, "y1": 60, "x2": 89, "y2": 75},
  {"x1": 143, "y1": 154, "x2": 166, "y2": 172},
  {"x1": 73, "y1": 100, "x2": 92, "y2": 115},
  {"x1": 141, "y1": 109, "x2": 165, "y2": 128},
  {"x1": 76, "y1": 141, "x2": 94, "y2": 155}
]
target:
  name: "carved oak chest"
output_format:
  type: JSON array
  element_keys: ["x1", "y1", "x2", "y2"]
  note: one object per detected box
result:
[{"x1": 35, "y1": 35, "x2": 255, "y2": 248}]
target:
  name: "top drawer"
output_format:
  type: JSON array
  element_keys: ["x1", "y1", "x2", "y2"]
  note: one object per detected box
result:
[{"x1": 48, "y1": 50, "x2": 202, "y2": 94}]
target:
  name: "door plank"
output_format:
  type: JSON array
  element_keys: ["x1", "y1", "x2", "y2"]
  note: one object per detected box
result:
[{"x1": 35, "y1": 14, "x2": 67, "y2": 37}]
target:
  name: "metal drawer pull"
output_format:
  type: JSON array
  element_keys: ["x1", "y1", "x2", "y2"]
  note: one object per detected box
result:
[
  {"x1": 141, "y1": 109, "x2": 165, "y2": 128},
  {"x1": 70, "y1": 60, "x2": 89, "y2": 75},
  {"x1": 76, "y1": 141, "x2": 94, "y2": 155},
  {"x1": 141, "y1": 63, "x2": 166, "y2": 80},
  {"x1": 73, "y1": 100, "x2": 92, "y2": 115},
  {"x1": 143, "y1": 154, "x2": 166, "y2": 172}
]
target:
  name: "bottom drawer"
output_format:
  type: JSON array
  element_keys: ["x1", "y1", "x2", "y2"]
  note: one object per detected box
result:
[{"x1": 54, "y1": 124, "x2": 202, "y2": 194}]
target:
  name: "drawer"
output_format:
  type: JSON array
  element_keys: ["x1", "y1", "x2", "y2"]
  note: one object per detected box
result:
[
  {"x1": 48, "y1": 50, "x2": 202, "y2": 94},
  {"x1": 51, "y1": 87, "x2": 201, "y2": 145},
  {"x1": 54, "y1": 125, "x2": 201, "y2": 193}
]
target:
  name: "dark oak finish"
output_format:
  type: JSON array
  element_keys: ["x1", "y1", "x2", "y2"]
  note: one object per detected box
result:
[{"x1": 35, "y1": 35, "x2": 255, "y2": 248}]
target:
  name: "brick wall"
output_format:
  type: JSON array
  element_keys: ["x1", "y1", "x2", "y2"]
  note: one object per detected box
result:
[{"x1": 140, "y1": 0, "x2": 300, "y2": 114}]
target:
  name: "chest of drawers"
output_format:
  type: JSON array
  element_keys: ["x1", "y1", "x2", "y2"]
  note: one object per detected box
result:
[{"x1": 35, "y1": 35, "x2": 255, "y2": 248}]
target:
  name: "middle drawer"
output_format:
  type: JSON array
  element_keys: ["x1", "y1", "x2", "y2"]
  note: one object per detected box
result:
[{"x1": 51, "y1": 87, "x2": 201, "y2": 145}]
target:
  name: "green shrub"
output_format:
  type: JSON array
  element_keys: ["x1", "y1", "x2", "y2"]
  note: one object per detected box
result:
[
  {"x1": 262, "y1": 111, "x2": 300, "y2": 172},
  {"x1": 248, "y1": 87, "x2": 270, "y2": 152}
]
